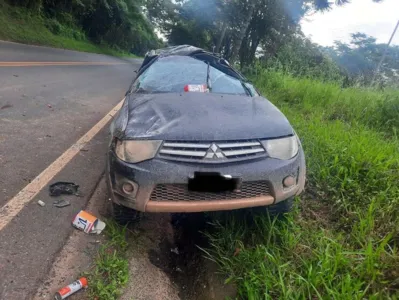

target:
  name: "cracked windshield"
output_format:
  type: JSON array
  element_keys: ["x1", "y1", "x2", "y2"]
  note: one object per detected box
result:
[{"x1": 0, "y1": 0, "x2": 398, "y2": 299}]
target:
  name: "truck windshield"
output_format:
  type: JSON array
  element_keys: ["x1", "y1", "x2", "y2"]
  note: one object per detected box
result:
[{"x1": 133, "y1": 56, "x2": 248, "y2": 95}]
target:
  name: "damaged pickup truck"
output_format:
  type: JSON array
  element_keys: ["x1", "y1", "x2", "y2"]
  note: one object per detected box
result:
[{"x1": 107, "y1": 45, "x2": 306, "y2": 223}]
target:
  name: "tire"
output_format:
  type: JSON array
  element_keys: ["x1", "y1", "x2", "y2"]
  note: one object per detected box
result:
[{"x1": 109, "y1": 201, "x2": 140, "y2": 225}]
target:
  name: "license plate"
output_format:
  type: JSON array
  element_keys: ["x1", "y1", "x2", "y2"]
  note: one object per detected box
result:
[{"x1": 188, "y1": 172, "x2": 240, "y2": 193}]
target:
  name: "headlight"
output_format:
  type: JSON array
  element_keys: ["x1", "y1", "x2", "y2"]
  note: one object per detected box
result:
[
  {"x1": 261, "y1": 135, "x2": 299, "y2": 160},
  {"x1": 115, "y1": 140, "x2": 162, "y2": 163}
]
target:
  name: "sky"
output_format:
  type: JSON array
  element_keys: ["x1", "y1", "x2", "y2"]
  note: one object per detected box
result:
[{"x1": 301, "y1": 0, "x2": 399, "y2": 46}]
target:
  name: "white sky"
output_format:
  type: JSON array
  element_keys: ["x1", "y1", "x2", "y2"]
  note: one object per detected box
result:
[{"x1": 301, "y1": 0, "x2": 399, "y2": 46}]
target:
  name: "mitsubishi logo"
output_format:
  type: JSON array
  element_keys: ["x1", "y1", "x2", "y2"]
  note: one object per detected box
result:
[{"x1": 205, "y1": 143, "x2": 225, "y2": 159}]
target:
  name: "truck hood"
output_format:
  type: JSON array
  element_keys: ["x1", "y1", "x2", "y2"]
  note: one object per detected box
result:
[{"x1": 114, "y1": 92, "x2": 294, "y2": 140}]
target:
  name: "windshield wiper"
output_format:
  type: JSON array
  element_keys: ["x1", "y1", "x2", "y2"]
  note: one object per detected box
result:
[
  {"x1": 241, "y1": 81, "x2": 252, "y2": 96},
  {"x1": 206, "y1": 61, "x2": 212, "y2": 92}
]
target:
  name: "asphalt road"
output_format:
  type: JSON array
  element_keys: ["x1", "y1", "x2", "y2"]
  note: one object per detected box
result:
[{"x1": 0, "y1": 41, "x2": 141, "y2": 299}]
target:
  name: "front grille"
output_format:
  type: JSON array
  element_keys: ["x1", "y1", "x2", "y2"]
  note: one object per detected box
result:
[
  {"x1": 150, "y1": 181, "x2": 271, "y2": 201},
  {"x1": 158, "y1": 140, "x2": 266, "y2": 162}
]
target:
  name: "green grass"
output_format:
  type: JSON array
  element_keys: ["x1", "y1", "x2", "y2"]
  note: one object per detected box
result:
[
  {"x1": 254, "y1": 68, "x2": 399, "y2": 137},
  {"x1": 0, "y1": 1, "x2": 137, "y2": 57},
  {"x1": 87, "y1": 221, "x2": 129, "y2": 300},
  {"x1": 206, "y1": 70, "x2": 399, "y2": 299}
]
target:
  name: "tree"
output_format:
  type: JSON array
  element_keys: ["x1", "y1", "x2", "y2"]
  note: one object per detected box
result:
[
  {"x1": 145, "y1": 0, "x2": 385, "y2": 68},
  {"x1": 322, "y1": 33, "x2": 399, "y2": 86},
  {"x1": 227, "y1": 0, "x2": 385, "y2": 63}
]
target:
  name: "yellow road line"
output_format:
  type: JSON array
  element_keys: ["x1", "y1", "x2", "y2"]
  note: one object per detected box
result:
[
  {"x1": 0, "y1": 98, "x2": 125, "y2": 232},
  {"x1": 0, "y1": 61, "x2": 127, "y2": 67}
]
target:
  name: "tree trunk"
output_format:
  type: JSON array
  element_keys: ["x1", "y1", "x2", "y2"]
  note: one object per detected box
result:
[
  {"x1": 216, "y1": 22, "x2": 228, "y2": 54},
  {"x1": 229, "y1": 4, "x2": 255, "y2": 63},
  {"x1": 239, "y1": 34, "x2": 249, "y2": 69},
  {"x1": 248, "y1": 36, "x2": 260, "y2": 63},
  {"x1": 239, "y1": 26, "x2": 252, "y2": 68},
  {"x1": 223, "y1": 34, "x2": 233, "y2": 59}
]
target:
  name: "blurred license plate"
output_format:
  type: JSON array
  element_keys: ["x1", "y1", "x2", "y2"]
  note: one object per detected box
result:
[{"x1": 188, "y1": 172, "x2": 240, "y2": 193}]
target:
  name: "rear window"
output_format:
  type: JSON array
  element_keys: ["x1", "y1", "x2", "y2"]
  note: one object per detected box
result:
[{"x1": 133, "y1": 56, "x2": 248, "y2": 95}]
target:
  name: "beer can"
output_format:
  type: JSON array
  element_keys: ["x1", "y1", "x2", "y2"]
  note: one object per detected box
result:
[{"x1": 54, "y1": 277, "x2": 88, "y2": 300}]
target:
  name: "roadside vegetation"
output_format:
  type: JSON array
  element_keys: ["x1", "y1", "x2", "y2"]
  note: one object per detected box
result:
[
  {"x1": 205, "y1": 70, "x2": 399, "y2": 299},
  {"x1": 0, "y1": 0, "x2": 161, "y2": 56},
  {"x1": 88, "y1": 221, "x2": 129, "y2": 300}
]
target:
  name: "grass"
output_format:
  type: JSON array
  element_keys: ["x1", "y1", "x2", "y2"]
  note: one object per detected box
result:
[
  {"x1": 254, "y1": 68, "x2": 399, "y2": 137},
  {"x1": 87, "y1": 221, "x2": 129, "y2": 300},
  {"x1": 205, "y1": 69, "x2": 399, "y2": 299},
  {"x1": 0, "y1": 1, "x2": 137, "y2": 57}
]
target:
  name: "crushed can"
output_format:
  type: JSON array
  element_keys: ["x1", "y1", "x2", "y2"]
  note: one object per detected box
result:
[
  {"x1": 72, "y1": 210, "x2": 106, "y2": 234},
  {"x1": 55, "y1": 277, "x2": 88, "y2": 300}
]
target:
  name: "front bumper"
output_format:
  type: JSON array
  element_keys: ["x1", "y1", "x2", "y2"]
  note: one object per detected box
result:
[{"x1": 107, "y1": 149, "x2": 305, "y2": 213}]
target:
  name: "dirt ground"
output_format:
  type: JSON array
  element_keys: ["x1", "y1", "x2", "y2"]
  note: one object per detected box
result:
[
  {"x1": 122, "y1": 212, "x2": 237, "y2": 300},
  {"x1": 34, "y1": 177, "x2": 237, "y2": 300}
]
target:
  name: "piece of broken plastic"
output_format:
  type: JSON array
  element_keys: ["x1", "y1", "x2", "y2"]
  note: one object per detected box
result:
[
  {"x1": 53, "y1": 199, "x2": 71, "y2": 208},
  {"x1": 170, "y1": 247, "x2": 179, "y2": 255},
  {"x1": 91, "y1": 220, "x2": 106, "y2": 234},
  {"x1": 49, "y1": 182, "x2": 79, "y2": 197}
]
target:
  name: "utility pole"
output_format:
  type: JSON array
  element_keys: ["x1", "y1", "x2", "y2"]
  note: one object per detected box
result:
[{"x1": 373, "y1": 20, "x2": 399, "y2": 83}]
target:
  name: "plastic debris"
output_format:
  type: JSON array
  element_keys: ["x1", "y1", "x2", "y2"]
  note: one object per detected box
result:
[
  {"x1": 1, "y1": 104, "x2": 13, "y2": 110},
  {"x1": 170, "y1": 247, "x2": 179, "y2": 255},
  {"x1": 49, "y1": 182, "x2": 79, "y2": 197},
  {"x1": 55, "y1": 277, "x2": 88, "y2": 300},
  {"x1": 72, "y1": 210, "x2": 106, "y2": 234},
  {"x1": 53, "y1": 199, "x2": 71, "y2": 208},
  {"x1": 37, "y1": 200, "x2": 45, "y2": 207},
  {"x1": 47, "y1": 104, "x2": 52, "y2": 108}
]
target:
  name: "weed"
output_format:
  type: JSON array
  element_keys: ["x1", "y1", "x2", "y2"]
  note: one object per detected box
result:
[{"x1": 87, "y1": 220, "x2": 129, "y2": 300}]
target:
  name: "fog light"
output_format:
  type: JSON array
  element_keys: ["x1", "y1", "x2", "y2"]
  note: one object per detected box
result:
[
  {"x1": 283, "y1": 176, "x2": 295, "y2": 187},
  {"x1": 122, "y1": 182, "x2": 135, "y2": 194}
]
